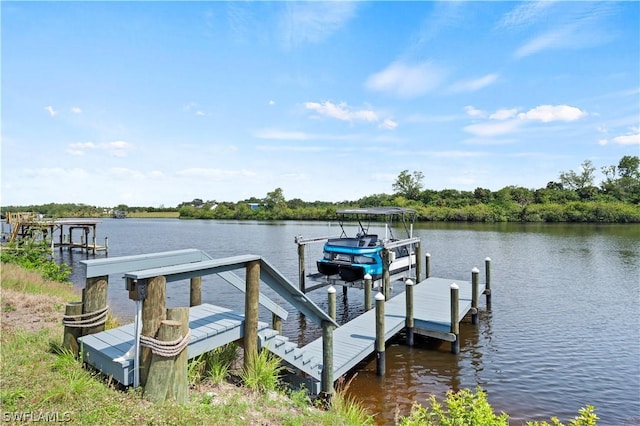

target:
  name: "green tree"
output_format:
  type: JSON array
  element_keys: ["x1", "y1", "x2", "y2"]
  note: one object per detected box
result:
[
  {"x1": 559, "y1": 160, "x2": 596, "y2": 191},
  {"x1": 393, "y1": 170, "x2": 424, "y2": 200},
  {"x1": 264, "y1": 188, "x2": 286, "y2": 210}
]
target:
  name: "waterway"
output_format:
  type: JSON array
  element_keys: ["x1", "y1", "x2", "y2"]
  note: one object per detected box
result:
[{"x1": 57, "y1": 219, "x2": 639, "y2": 425}]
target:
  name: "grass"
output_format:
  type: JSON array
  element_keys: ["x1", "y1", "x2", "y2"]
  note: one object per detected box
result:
[{"x1": 0, "y1": 262, "x2": 374, "y2": 425}]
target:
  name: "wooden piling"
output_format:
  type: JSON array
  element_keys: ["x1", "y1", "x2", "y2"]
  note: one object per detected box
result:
[
  {"x1": 364, "y1": 274, "x2": 372, "y2": 311},
  {"x1": 244, "y1": 260, "x2": 260, "y2": 370},
  {"x1": 425, "y1": 253, "x2": 431, "y2": 278},
  {"x1": 450, "y1": 283, "x2": 460, "y2": 354},
  {"x1": 471, "y1": 267, "x2": 479, "y2": 325},
  {"x1": 140, "y1": 276, "x2": 167, "y2": 387},
  {"x1": 62, "y1": 302, "x2": 84, "y2": 356},
  {"x1": 405, "y1": 279, "x2": 414, "y2": 347},
  {"x1": 375, "y1": 292, "x2": 385, "y2": 376},
  {"x1": 143, "y1": 319, "x2": 182, "y2": 403},
  {"x1": 327, "y1": 286, "x2": 336, "y2": 322},
  {"x1": 321, "y1": 320, "x2": 334, "y2": 397},
  {"x1": 415, "y1": 242, "x2": 422, "y2": 282},
  {"x1": 298, "y1": 242, "x2": 306, "y2": 293},
  {"x1": 83, "y1": 275, "x2": 108, "y2": 336},
  {"x1": 485, "y1": 257, "x2": 492, "y2": 308},
  {"x1": 272, "y1": 313, "x2": 282, "y2": 333},
  {"x1": 190, "y1": 277, "x2": 202, "y2": 307},
  {"x1": 382, "y1": 249, "x2": 391, "y2": 300},
  {"x1": 166, "y1": 307, "x2": 189, "y2": 403}
]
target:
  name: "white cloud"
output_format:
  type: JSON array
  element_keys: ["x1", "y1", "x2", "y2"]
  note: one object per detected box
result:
[
  {"x1": 45, "y1": 105, "x2": 57, "y2": 117},
  {"x1": 304, "y1": 101, "x2": 378, "y2": 123},
  {"x1": 464, "y1": 120, "x2": 522, "y2": 137},
  {"x1": 175, "y1": 168, "x2": 257, "y2": 180},
  {"x1": 379, "y1": 118, "x2": 398, "y2": 130},
  {"x1": 254, "y1": 129, "x2": 311, "y2": 140},
  {"x1": 490, "y1": 108, "x2": 519, "y2": 120},
  {"x1": 279, "y1": 2, "x2": 356, "y2": 49},
  {"x1": 66, "y1": 140, "x2": 133, "y2": 157},
  {"x1": 464, "y1": 106, "x2": 485, "y2": 118},
  {"x1": 518, "y1": 105, "x2": 586, "y2": 122},
  {"x1": 365, "y1": 61, "x2": 447, "y2": 98},
  {"x1": 71, "y1": 106, "x2": 82, "y2": 114},
  {"x1": 515, "y1": 27, "x2": 572, "y2": 58},
  {"x1": 498, "y1": 1, "x2": 557, "y2": 29},
  {"x1": 449, "y1": 73, "x2": 499, "y2": 93},
  {"x1": 611, "y1": 132, "x2": 640, "y2": 145},
  {"x1": 254, "y1": 128, "x2": 362, "y2": 141},
  {"x1": 464, "y1": 104, "x2": 588, "y2": 137}
]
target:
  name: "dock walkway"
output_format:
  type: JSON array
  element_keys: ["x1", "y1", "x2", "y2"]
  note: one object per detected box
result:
[
  {"x1": 79, "y1": 303, "x2": 269, "y2": 386},
  {"x1": 259, "y1": 276, "x2": 483, "y2": 392},
  {"x1": 75, "y1": 250, "x2": 487, "y2": 395}
]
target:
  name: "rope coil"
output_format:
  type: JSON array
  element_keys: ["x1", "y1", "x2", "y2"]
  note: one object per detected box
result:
[
  {"x1": 140, "y1": 330, "x2": 191, "y2": 358},
  {"x1": 62, "y1": 306, "x2": 109, "y2": 329}
]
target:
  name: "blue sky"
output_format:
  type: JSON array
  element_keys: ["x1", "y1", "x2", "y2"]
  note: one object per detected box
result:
[{"x1": 2, "y1": 1, "x2": 639, "y2": 207}]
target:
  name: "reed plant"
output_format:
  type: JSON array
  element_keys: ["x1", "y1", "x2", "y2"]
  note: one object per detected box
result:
[
  {"x1": 240, "y1": 349, "x2": 283, "y2": 393},
  {"x1": 188, "y1": 343, "x2": 238, "y2": 385}
]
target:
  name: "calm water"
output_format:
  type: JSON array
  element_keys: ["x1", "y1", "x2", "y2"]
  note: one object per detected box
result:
[{"x1": 58, "y1": 219, "x2": 640, "y2": 425}]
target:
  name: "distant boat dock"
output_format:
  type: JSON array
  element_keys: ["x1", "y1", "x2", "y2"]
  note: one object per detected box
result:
[{"x1": 3, "y1": 212, "x2": 108, "y2": 255}]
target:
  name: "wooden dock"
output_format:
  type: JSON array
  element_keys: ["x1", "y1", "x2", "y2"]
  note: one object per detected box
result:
[
  {"x1": 78, "y1": 303, "x2": 269, "y2": 386},
  {"x1": 4, "y1": 212, "x2": 107, "y2": 254},
  {"x1": 78, "y1": 275, "x2": 483, "y2": 393},
  {"x1": 259, "y1": 276, "x2": 484, "y2": 393}
]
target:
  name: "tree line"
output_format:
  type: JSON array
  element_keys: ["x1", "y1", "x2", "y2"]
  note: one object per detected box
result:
[{"x1": 2, "y1": 156, "x2": 639, "y2": 223}]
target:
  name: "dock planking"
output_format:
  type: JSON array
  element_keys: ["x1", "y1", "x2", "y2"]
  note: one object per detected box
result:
[
  {"x1": 79, "y1": 276, "x2": 484, "y2": 391},
  {"x1": 78, "y1": 303, "x2": 268, "y2": 386},
  {"x1": 260, "y1": 275, "x2": 485, "y2": 389}
]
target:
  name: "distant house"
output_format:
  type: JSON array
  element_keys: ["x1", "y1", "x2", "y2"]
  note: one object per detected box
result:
[
  {"x1": 112, "y1": 210, "x2": 127, "y2": 219},
  {"x1": 247, "y1": 203, "x2": 260, "y2": 210}
]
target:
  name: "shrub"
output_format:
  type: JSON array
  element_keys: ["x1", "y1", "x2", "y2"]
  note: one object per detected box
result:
[{"x1": 399, "y1": 387, "x2": 509, "y2": 426}]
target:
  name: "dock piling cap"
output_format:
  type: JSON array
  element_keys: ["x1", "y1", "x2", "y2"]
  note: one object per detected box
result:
[
  {"x1": 450, "y1": 283, "x2": 459, "y2": 290},
  {"x1": 472, "y1": 267, "x2": 480, "y2": 273},
  {"x1": 327, "y1": 286, "x2": 336, "y2": 294},
  {"x1": 375, "y1": 292, "x2": 385, "y2": 301},
  {"x1": 405, "y1": 279, "x2": 414, "y2": 286}
]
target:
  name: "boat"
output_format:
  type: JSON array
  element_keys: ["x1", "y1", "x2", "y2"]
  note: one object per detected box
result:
[{"x1": 316, "y1": 207, "x2": 417, "y2": 282}]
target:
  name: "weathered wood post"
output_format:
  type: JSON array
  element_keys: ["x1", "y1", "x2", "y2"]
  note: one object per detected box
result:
[
  {"x1": 375, "y1": 292, "x2": 385, "y2": 376},
  {"x1": 405, "y1": 279, "x2": 414, "y2": 347},
  {"x1": 244, "y1": 260, "x2": 260, "y2": 370},
  {"x1": 62, "y1": 302, "x2": 84, "y2": 356},
  {"x1": 425, "y1": 253, "x2": 431, "y2": 279},
  {"x1": 471, "y1": 267, "x2": 480, "y2": 325},
  {"x1": 321, "y1": 320, "x2": 334, "y2": 398},
  {"x1": 364, "y1": 273, "x2": 372, "y2": 311},
  {"x1": 143, "y1": 319, "x2": 182, "y2": 403},
  {"x1": 190, "y1": 277, "x2": 202, "y2": 307},
  {"x1": 297, "y1": 239, "x2": 306, "y2": 293},
  {"x1": 166, "y1": 307, "x2": 189, "y2": 403},
  {"x1": 83, "y1": 275, "x2": 108, "y2": 336},
  {"x1": 327, "y1": 286, "x2": 336, "y2": 322},
  {"x1": 415, "y1": 242, "x2": 422, "y2": 283},
  {"x1": 91, "y1": 226, "x2": 97, "y2": 255},
  {"x1": 450, "y1": 283, "x2": 460, "y2": 354},
  {"x1": 140, "y1": 276, "x2": 167, "y2": 386},
  {"x1": 104, "y1": 236, "x2": 109, "y2": 254},
  {"x1": 485, "y1": 257, "x2": 492, "y2": 308},
  {"x1": 272, "y1": 314, "x2": 282, "y2": 333},
  {"x1": 382, "y1": 249, "x2": 391, "y2": 300}
]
